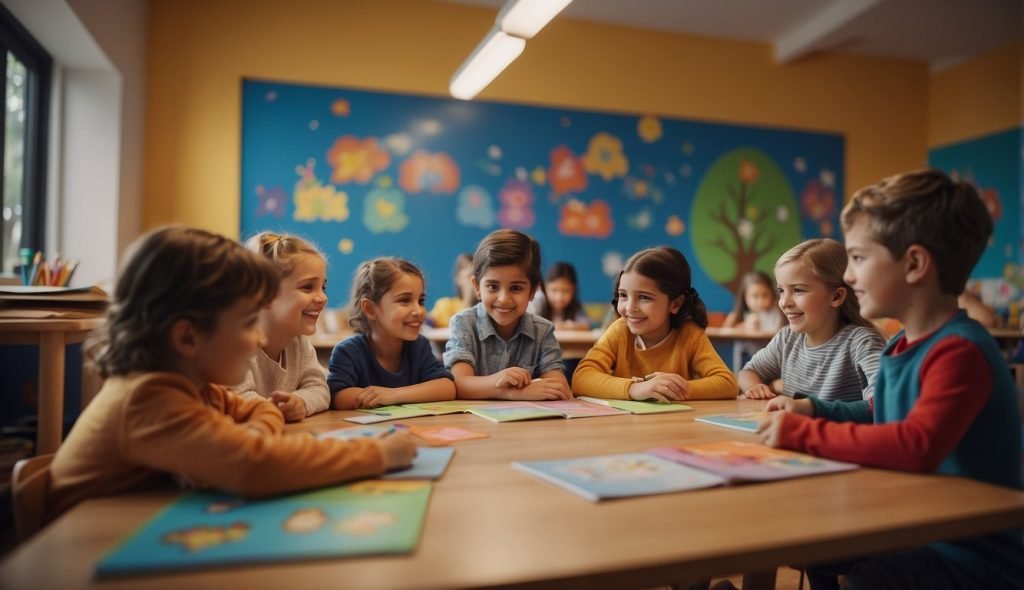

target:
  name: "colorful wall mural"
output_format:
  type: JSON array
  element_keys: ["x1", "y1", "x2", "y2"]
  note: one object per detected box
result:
[{"x1": 241, "y1": 80, "x2": 844, "y2": 312}]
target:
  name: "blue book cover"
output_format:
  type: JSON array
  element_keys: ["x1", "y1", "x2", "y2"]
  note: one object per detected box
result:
[
  {"x1": 694, "y1": 412, "x2": 767, "y2": 433},
  {"x1": 382, "y1": 447, "x2": 455, "y2": 480},
  {"x1": 512, "y1": 453, "x2": 725, "y2": 502},
  {"x1": 96, "y1": 481, "x2": 432, "y2": 577}
]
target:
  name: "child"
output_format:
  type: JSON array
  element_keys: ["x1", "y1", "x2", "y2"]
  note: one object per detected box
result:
[
  {"x1": 443, "y1": 229, "x2": 571, "y2": 401},
  {"x1": 47, "y1": 226, "x2": 416, "y2": 522},
  {"x1": 427, "y1": 252, "x2": 477, "y2": 327},
  {"x1": 759, "y1": 170, "x2": 1023, "y2": 590},
  {"x1": 739, "y1": 240, "x2": 886, "y2": 401},
  {"x1": 529, "y1": 261, "x2": 591, "y2": 330},
  {"x1": 328, "y1": 257, "x2": 455, "y2": 409},
  {"x1": 233, "y1": 232, "x2": 331, "y2": 421},
  {"x1": 723, "y1": 271, "x2": 786, "y2": 332},
  {"x1": 572, "y1": 247, "x2": 737, "y2": 401}
]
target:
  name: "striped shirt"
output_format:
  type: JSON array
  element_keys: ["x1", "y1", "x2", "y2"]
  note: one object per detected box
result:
[{"x1": 743, "y1": 324, "x2": 886, "y2": 401}]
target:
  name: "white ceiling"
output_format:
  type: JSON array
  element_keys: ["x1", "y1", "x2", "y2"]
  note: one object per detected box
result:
[{"x1": 444, "y1": 0, "x2": 1021, "y2": 70}]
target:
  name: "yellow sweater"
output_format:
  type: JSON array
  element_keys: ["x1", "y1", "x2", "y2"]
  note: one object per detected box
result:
[
  {"x1": 428, "y1": 297, "x2": 467, "y2": 328},
  {"x1": 48, "y1": 372, "x2": 386, "y2": 521},
  {"x1": 572, "y1": 318, "x2": 738, "y2": 400}
]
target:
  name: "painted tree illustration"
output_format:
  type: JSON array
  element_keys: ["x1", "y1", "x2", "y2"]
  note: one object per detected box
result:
[{"x1": 690, "y1": 148, "x2": 800, "y2": 296}]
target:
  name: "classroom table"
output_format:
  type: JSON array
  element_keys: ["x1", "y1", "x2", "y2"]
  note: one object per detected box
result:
[
  {"x1": 0, "y1": 315, "x2": 104, "y2": 454},
  {"x1": 3, "y1": 398, "x2": 1023, "y2": 590}
]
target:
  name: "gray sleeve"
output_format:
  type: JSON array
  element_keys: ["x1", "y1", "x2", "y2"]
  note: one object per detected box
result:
[
  {"x1": 443, "y1": 312, "x2": 478, "y2": 370},
  {"x1": 291, "y1": 337, "x2": 331, "y2": 415},
  {"x1": 537, "y1": 324, "x2": 565, "y2": 375},
  {"x1": 742, "y1": 329, "x2": 786, "y2": 382},
  {"x1": 850, "y1": 328, "x2": 886, "y2": 400}
]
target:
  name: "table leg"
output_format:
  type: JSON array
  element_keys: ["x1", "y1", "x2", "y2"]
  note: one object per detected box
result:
[
  {"x1": 36, "y1": 332, "x2": 66, "y2": 454},
  {"x1": 732, "y1": 342, "x2": 743, "y2": 374},
  {"x1": 741, "y1": 569, "x2": 776, "y2": 590}
]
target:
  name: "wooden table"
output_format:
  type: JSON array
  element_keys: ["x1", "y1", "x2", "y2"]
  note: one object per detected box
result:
[
  {"x1": 0, "y1": 316, "x2": 104, "y2": 454},
  {"x1": 3, "y1": 399, "x2": 1024, "y2": 589}
]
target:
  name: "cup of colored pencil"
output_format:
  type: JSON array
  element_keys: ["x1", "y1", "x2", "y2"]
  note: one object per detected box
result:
[{"x1": 20, "y1": 250, "x2": 79, "y2": 287}]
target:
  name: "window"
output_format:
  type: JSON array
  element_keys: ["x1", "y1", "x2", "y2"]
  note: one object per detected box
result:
[{"x1": 0, "y1": 4, "x2": 50, "y2": 276}]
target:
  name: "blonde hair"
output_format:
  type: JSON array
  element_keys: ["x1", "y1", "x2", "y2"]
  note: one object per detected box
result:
[
  {"x1": 245, "y1": 231, "x2": 324, "y2": 277},
  {"x1": 348, "y1": 257, "x2": 424, "y2": 334},
  {"x1": 841, "y1": 169, "x2": 992, "y2": 295},
  {"x1": 775, "y1": 239, "x2": 873, "y2": 329}
]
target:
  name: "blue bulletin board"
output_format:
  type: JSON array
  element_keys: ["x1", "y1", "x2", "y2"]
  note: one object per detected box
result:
[{"x1": 241, "y1": 79, "x2": 844, "y2": 312}]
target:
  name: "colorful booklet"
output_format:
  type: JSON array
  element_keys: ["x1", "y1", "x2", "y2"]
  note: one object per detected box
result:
[
  {"x1": 467, "y1": 402, "x2": 564, "y2": 423},
  {"x1": 513, "y1": 453, "x2": 725, "y2": 502},
  {"x1": 577, "y1": 396, "x2": 693, "y2": 414},
  {"x1": 382, "y1": 447, "x2": 455, "y2": 480},
  {"x1": 96, "y1": 481, "x2": 432, "y2": 577},
  {"x1": 647, "y1": 440, "x2": 858, "y2": 482},
  {"x1": 529, "y1": 400, "x2": 629, "y2": 419},
  {"x1": 694, "y1": 412, "x2": 767, "y2": 433},
  {"x1": 346, "y1": 405, "x2": 434, "y2": 424},
  {"x1": 406, "y1": 424, "x2": 489, "y2": 445},
  {"x1": 400, "y1": 400, "x2": 493, "y2": 415}
]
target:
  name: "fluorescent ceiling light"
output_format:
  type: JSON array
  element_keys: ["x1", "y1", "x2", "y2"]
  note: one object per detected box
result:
[
  {"x1": 449, "y1": 27, "x2": 526, "y2": 100},
  {"x1": 497, "y1": 0, "x2": 573, "y2": 39}
]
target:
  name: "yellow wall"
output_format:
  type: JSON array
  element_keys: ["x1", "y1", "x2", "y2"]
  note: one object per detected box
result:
[
  {"x1": 928, "y1": 40, "x2": 1021, "y2": 148},
  {"x1": 145, "y1": 0, "x2": 929, "y2": 236}
]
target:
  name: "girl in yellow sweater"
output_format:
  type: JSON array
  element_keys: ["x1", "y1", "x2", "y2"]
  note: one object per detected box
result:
[{"x1": 572, "y1": 247, "x2": 738, "y2": 401}]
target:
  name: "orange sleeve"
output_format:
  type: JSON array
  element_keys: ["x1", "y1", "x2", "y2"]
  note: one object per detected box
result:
[
  {"x1": 218, "y1": 385, "x2": 286, "y2": 436},
  {"x1": 571, "y1": 320, "x2": 632, "y2": 399},
  {"x1": 121, "y1": 382, "x2": 386, "y2": 497}
]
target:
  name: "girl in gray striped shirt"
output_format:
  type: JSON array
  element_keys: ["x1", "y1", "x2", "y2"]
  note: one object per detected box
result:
[{"x1": 740, "y1": 239, "x2": 886, "y2": 401}]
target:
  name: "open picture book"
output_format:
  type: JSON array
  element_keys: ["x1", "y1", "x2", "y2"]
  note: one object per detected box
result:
[{"x1": 346, "y1": 399, "x2": 628, "y2": 424}]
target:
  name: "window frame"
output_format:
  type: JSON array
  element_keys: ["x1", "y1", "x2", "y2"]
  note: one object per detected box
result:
[{"x1": 0, "y1": 2, "x2": 51, "y2": 274}]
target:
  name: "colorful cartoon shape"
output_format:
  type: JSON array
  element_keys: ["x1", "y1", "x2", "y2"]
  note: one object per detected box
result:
[
  {"x1": 602, "y1": 251, "x2": 624, "y2": 277},
  {"x1": 637, "y1": 115, "x2": 663, "y2": 143},
  {"x1": 456, "y1": 185, "x2": 496, "y2": 229},
  {"x1": 363, "y1": 186, "x2": 410, "y2": 233},
  {"x1": 293, "y1": 160, "x2": 350, "y2": 223},
  {"x1": 338, "y1": 238, "x2": 355, "y2": 254},
  {"x1": 558, "y1": 199, "x2": 613, "y2": 239},
  {"x1": 583, "y1": 132, "x2": 629, "y2": 181},
  {"x1": 384, "y1": 133, "x2": 413, "y2": 156},
  {"x1": 497, "y1": 179, "x2": 536, "y2": 229},
  {"x1": 665, "y1": 215, "x2": 686, "y2": 237},
  {"x1": 398, "y1": 150, "x2": 461, "y2": 195},
  {"x1": 548, "y1": 146, "x2": 588, "y2": 196},
  {"x1": 162, "y1": 523, "x2": 249, "y2": 553},
  {"x1": 326, "y1": 136, "x2": 390, "y2": 185},
  {"x1": 626, "y1": 207, "x2": 652, "y2": 230},
  {"x1": 800, "y1": 178, "x2": 836, "y2": 222},
  {"x1": 255, "y1": 185, "x2": 287, "y2": 218},
  {"x1": 331, "y1": 98, "x2": 351, "y2": 117},
  {"x1": 335, "y1": 511, "x2": 398, "y2": 537},
  {"x1": 283, "y1": 508, "x2": 328, "y2": 534}
]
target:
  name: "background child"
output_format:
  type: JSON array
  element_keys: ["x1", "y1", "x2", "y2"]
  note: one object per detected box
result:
[
  {"x1": 759, "y1": 170, "x2": 1023, "y2": 590},
  {"x1": 48, "y1": 226, "x2": 416, "y2": 522},
  {"x1": 234, "y1": 232, "x2": 330, "y2": 421},
  {"x1": 724, "y1": 271, "x2": 786, "y2": 332},
  {"x1": 739, "y1": 239, "x2": 885, "y2": 401},
  {"x1": 328, "y1": 257, "x2": 455, "y2": 409},
  {"x1": 443, "y1": 229, "x2": 571, "y2": 401},
  {"x1": 572, "y1": 247, "x2": 737, "y2": 401},
  {"x1": 529, "y1": 261, "x2": 591, "y2": 330},
  {"x1": 427, "y1": 252, "x2": 477, "y2": 327}
]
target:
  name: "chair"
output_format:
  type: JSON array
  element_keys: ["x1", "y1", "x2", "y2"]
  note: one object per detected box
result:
[{"x1": 12, "y1": 453, "x2": 54, "y2": 540}]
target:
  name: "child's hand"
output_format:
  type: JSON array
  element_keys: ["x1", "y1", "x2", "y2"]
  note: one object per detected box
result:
[
  {"x1": 756, "y1": 411, "x2": 786, "y2": 447},
  {"x1": 510, "y1": 378, "x2": 572, "y2": 401},
  {"x1": 378, "y1": 431, "x2": 417, "y2": 471},
  {"x1": 354, "y1": 386, "x2": 399, "y2": 409},
  {"x1": 765, "y1": 396, "x2": 814, "y2": 416},
  {"x1": 494, "y1": 367, "x2": 532, "y2": 389},
  {"x1": 743, "y1": 314, "x2": 761, "y2": 331},
  {"x1": 743, "y1": 384, "x2": 776, "y2": 400},
  {"x1": 270, "y1": 391, "x2": 307, "y2": 422},
  {"x1": 628, "y1": 372, "x2": 689, "y2": 402}
]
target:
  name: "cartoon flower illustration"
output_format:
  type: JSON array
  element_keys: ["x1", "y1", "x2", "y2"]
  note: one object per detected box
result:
[
  {"x1": 162, "y1": 523, "x2": 249, "y2": 552},
  {"x1": 326, "y1": 136, "x2": 390, "y2": 185},
  {"x1": 665, "y1": 215, "x2": 686, "y2": 237},
  {"x1": 739, "y1": 160, "x2": 760, "y2": 184},
  {"x1": 602, "y1": 251, "x2": 624, "y2": 277},
  {"x1": 363, "y1": 186, "x2": 409, "y2": 233},
  {"x1": 456, "y1": 185, "x2": 496, "y2": 229},
  {"x1": 497, "y1": 179, "x2": 535, "y2": 229},
  {"x1": 331, "y1": 98, "x2": 350, "y2": 117},
  {"x1": 583, "y1": 132, "x2": 629, "y2": 181},
  {"x1": 637, "y1": 115, "x2": 662, "y2": 143},
  {"x1": 548, "y1": 146, "x2": 588, "y2": 196},
  {"x1": 800, "y1": 179, "x2": 836, "y2": 221},
  {"x1": 623, "y1": 176, "x2": 651, "y2": 199},
  {"x1": 531, "y1": 166, "x2": 546, "y2": 186},
  {"x1": 626, "y1": 207, "x2": 652, "y2": 230},
  {"x1": 283, "y1": 508, "x2": 328, "y2": 534},
  {"x1": 338, "y1": 238, "x2": 354, "y2": 254},
  {"x1": 399, "y1": 150, "x2": 461, "y2": 195},
  {"x1": 293, "y1": 160, "x2": 350, "y2": 223},
  {"x1": 558, "y1": 198, "x2": 613, "y2": 239},
  {"x1": 254, "y1": 185, "x2": 286, "y2": 218},
  {"x1": 336, "y1": 511, "x2": 397, "y2": 536},
  {"x1": 384, "y1": 133, "x2": 413, "y2": 156}
]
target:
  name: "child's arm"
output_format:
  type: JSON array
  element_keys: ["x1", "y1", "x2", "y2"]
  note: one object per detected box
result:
[
  {"x1": 762, "y1": 338, "x2": 992, "y2": 471},
  {"x1": 122, "y1": 382, "x2": 417, "y2": 497},
  {"x1": 353, "y1": 379, "x2": 457, "y2": 408},
  {"x1": 684, "y1": 330, "x2": 739, "y2": 399},
  {"x1": 723, "y1": 310, "x2": 742, "y2": 328},
  {"x1": 739, "y1": 370, "x2": 776, "y2": 399},
  {"x1": 450, "y1": 363, "x2": 560, "y2": 400},
  {"x1": 289, "y1": 337, "x2": 331, "y2": 416},
  {"x1": 571, "y1": 322, "x2": 634, "y2": 399},
  {"x1": 851, "y1": 328, "x2": 886, "y2": 400},
  {"x1": 738, "y1": 333, "x2": 783, "y2": 399},
  {"x1": 221, "y1": 389, "x2": 286, "y2": 436}
]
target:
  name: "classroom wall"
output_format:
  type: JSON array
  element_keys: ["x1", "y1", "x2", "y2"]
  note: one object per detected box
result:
[{"x1": 144, "y1": 0, "x2": 929, "y2": 239}]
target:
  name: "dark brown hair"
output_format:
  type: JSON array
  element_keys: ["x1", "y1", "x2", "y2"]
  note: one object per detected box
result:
[
  {"x1": 90, "y1": 226, "x2": 279, "y2": 378},
  {"x1": 841, "y1": 169, "x2": 993, "y2": 295},
  {"x1": 615, "y1": 247, "x2": 708, "y2": 329},
  {"x1": 472, "y1": 229, "x2": 542, "y2": 288},
  {"x1": 348, "y1": 257, "x2": 425, "y2": 334},
  {"x1": 730, "y1": 271, "x2": 785, "y2": 325},
  {"x1": 539, "y1": 261, "x2": 584, "y2": 322}
]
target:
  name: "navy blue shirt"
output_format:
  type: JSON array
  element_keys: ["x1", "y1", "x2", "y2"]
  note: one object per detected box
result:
[{"x1": 327, "y1": 334, "x2": 452, "y2": 393}]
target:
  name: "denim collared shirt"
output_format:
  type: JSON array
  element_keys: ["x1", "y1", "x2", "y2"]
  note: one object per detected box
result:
[{"x1": 443, "y1": 303, "x2": 564, "y2": 376}]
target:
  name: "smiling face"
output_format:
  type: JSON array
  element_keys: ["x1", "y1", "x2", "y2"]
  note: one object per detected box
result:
[
  {"x1": 616, "y1": 271, "x2": 683, "y2": 347},
  {"x1": 744, "y1": 282, "x2": 775, "y2": 313},
  {"x1": 473, "y1": 264, "x2": 535, "y2": 340},
  {"x1": 264, "y1": 253, "x2": 328, "y2": 338},
  {"x1": 364, "y1": 272, "x2": 427, "y2": 343},
  {"x1": 843, "y1": 219, "x2": 905, "y2": 320},
  {"x1": 775, "y1": 261, "x2": 845, "y2": 344}
]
